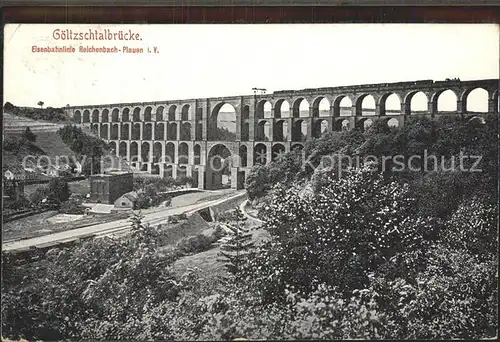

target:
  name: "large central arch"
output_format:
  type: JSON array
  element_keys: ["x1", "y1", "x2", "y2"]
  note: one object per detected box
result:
[{"x1": 205, "y1": 143, "x2": 233, "y2": 189}]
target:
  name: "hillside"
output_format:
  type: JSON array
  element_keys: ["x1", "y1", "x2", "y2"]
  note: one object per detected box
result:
[
  {"x1": 3, "y1": 112, "x2": 65, "y2": 133},
  {"x1": 3, "y1": 112, "x2": 104, "y2": 173},
  {"x1": 4, "y1": 102, "x2": 69, "y2": 123},
  {"x1": 4, "y1": 112, "x2": 74, "y2": 159}
]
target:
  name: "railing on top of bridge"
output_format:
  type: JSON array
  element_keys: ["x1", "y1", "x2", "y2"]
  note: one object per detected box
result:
[{"x1": 273, "y1": 80, "x2": 437, "y2": 95}]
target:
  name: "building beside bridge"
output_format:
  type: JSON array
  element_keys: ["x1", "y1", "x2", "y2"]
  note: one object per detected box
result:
[
  {"x1": 65, "y1": 78, "x2": 499, "y2": 190},
  {"x1": 89, "y1": 171, "x2": 134, "y2": 204}
]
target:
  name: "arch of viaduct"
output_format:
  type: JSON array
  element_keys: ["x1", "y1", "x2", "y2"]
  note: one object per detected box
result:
[{"x1": 66, "y1": 78, "x2": 498, "y2": 190}]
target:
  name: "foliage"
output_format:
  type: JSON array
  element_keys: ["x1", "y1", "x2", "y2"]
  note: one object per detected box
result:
[
  {"x1": 440, "y1": 195, "x2": 497, "y2": 260},
  {"x1": 304, "y1": 129, "x2": 365, "y2": 172},
  {"x1": 133, "y1": 176, "x2": 177, "y2": 192},
  {"x1": 1, "y1": 213, "x2": 182, "y2": 341},
  {"x1": 28, "y1": 178, "x2": 71, "y2": 208},
  {"x1": 358, "y1": 115, "x2": 498, "y2": 218},
  {"x1": 29, "y1": 184, "x2": 50, "y2": 206},
  {"x1": 3, "y1": 195, "x2": 31, "y2": 210},
  {"x1": 175, "y1": 175, "x2": 195, "y2": 187},
  {"x1": 21, "y1": 127, "x2": 37, "y2": 142},
  {"x1": 154, "y1": 273, "x2": 394, "y2": 340},
  {"x1": 59, "y1": 196, "x2": 85, "y2": 214},
  {"x1": 243, "y1": 166, "x2": 440, "y2": 302},
  {"x1": 37, "y1": 101, "x2": 44, "y2": 108},
  {"x1": 245, "y1": 150, "x2": 305, "y2": 200},
  {"x1": 216, "y1": 208, "x2": 245, "y2": 223},
  {"x1": 4, "y1": 102, "x2": 67, "y2": 122},
  {"x1": 3, "y1": 135, "x2": 44, "y2": 155},
  {"x1": 176, "y1": 234, "x2": 214, "y2": 255},
  {"x1": 218, "y1": 209, "x2": 254, "y2": 277},
  {"x1": 47, "y1": 177, "x2": 71, "y2": 203},
  {"x1": 2, "y1": 115, "x2": 497, "y2": 340},
  {"x1": 58, "y1": 125, "x2": 109, "y2": 175},
  {"x1": 167, "y1": 216, "x2": 179, "y2": 224},
  {"x1": 214, "y1": 126, "x2": 237, "y2": 141},
  {"x1": 2, "y1": 136, "x2": 23, "y2": 152},
  {"x1": 245, "y1": 165, "x2": 270, "y2": 200},
  {"x1": 370, "y1": 245, "x2": 497, "y2": 339},
  {"x1": 211, "y1": 224, "x2": 228, "y2": 242},
  {"x1": 247, "y1": 115, "x2": 497, "y2": 219},
  {"x1": 135, "y1": 184, "x2": 172, "y2": 210}
]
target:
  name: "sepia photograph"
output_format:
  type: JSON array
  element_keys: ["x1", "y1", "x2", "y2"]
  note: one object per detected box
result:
[{"x1": 2, "y1": 22, "x2": 499, "y2": 340}]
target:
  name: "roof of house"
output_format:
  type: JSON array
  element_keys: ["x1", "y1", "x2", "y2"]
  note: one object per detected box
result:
[{"x1": 121, "y1": 191, "x2": 138, "y2": 202}]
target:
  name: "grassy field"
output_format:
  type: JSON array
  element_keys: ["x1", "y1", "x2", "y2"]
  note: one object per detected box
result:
[
  {"x1": 172, "y1": 244, "x2": 226, "y2": 278},
  {"x1": 3, "y1": 112, "x2": 65, "y2": 131},
  {"x1": 171, "y1": 215, "x2": 268, "y2": 279},
  {"x1": 3, "y1": 210, "x2": 130, "y2": 241},
  {"x1": 34, "y1": 131, "x2": 75, "y2": 158},
  {"x1": 2, "y1": 210, "x2": 60, "y2": 241},
  {"x1": 3, "y1": 113, "x2": 74, "y2": 174}
]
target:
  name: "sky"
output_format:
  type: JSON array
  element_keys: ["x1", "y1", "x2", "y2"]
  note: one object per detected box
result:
[{"x1": 3, "y1": 23, "x2": 499, "y2": 109}]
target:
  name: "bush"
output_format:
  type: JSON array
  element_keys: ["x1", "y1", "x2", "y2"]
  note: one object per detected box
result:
[
  {"x1": 58, "y1": 125, "x2": 109, "y2": 175},
  {"x1": 59, "y1": 197, "x2": 85, "y2": 214},
  {"x1": 216, "y1": 208, "x2": 243, "y2": 223},
  {"x1": 135, "y1": 186, "x2": 172, "y2": 210},
  {"x1": 210, "y1": 224, "x2": 228, "y2": 242},
  {"x1": 242, "y1": 166, "x2": 440, "y2": 302},
  {"x1": 167, "y1": 214, "x2": 186, "y2": 223},
  {"x1": 1, "y1": 214, "x2": 182, "y2": 341},
  {"x1": 167, "y1": 216, "x2": 178, "y2": 224},
  {"x1": 4, "y1": 102, "x2": 68, "y2": 122},
  {"x1": 22, "y1": 127, "x2": 37, "y2": 142},
  {"x1": 175, "y1": 175, "x2": 194, "y2": 187},
  {"x1": 29, "y1": 185, "x2": 50, "y2": 206},
  {"x1": 175, "y1": 234, "x2": 214, "y2": 254},
  {"x1": 134, "y1": 176, "x2": 177, "y2": 192},
  {"x1": 28, "y1": 178, "x2": 71, "y2": 208},
  {"x1": 136, "y1": 192, "x2": 152, "y2": 209},
  {"x1": 47, "y1": 177, "x2": 71, "y2": 203}
]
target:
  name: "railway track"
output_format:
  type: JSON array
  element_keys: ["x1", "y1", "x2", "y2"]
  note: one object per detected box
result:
[{"x1": 3, "y1": 191, "x2": 246, "y2": 253}]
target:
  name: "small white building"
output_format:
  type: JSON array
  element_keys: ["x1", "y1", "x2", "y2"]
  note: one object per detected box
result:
[
  {"x1": 113, "y1": 191, "x2": 138, "y2": 210},
  {"x1": 4, "y1": 167, "x2": 37, "y2": 181}
]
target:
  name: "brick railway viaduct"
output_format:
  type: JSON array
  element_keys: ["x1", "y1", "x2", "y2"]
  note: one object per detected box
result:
[{"x1": 65, "y1": 78, "x2": 498, "y2": 190}]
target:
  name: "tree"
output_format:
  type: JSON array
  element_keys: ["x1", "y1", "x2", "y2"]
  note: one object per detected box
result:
[
  {"x1": 218, "y1": 208, "x2": 254, "y2": 277},
  {"x1": 4, "y1": 102, "x2": 15, "y2": 112},
  {"x1": 244, "y1": 166, "x2": 440, "y2": 301},
  {"x1": 22, "y1": 127, "x2": 37, "y2": 142},
  {"x1": 136, "y1": 192, "x2": 153, "y2": 209},
  {"x1": 214, "y1": 127, "x2": 237, "y2": 141},
  {"x1": 58, "y1": 125, "x2": 110, "y2": 175},
  {"x1": 1, "y1": 212, "x2": 182, "y2": 341},
  {"x1": 37, "y1": 101, "x2": 44, "y2": 108},
  {"x1": 176, "y1": 175, "x2": 194, "y2": 187},
  {"x1": 245, "y1": 165, "x2": 271, "y2": 200},
  {"x1": 46, "y1": 177, "x2": 71, "y2": 204}
]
